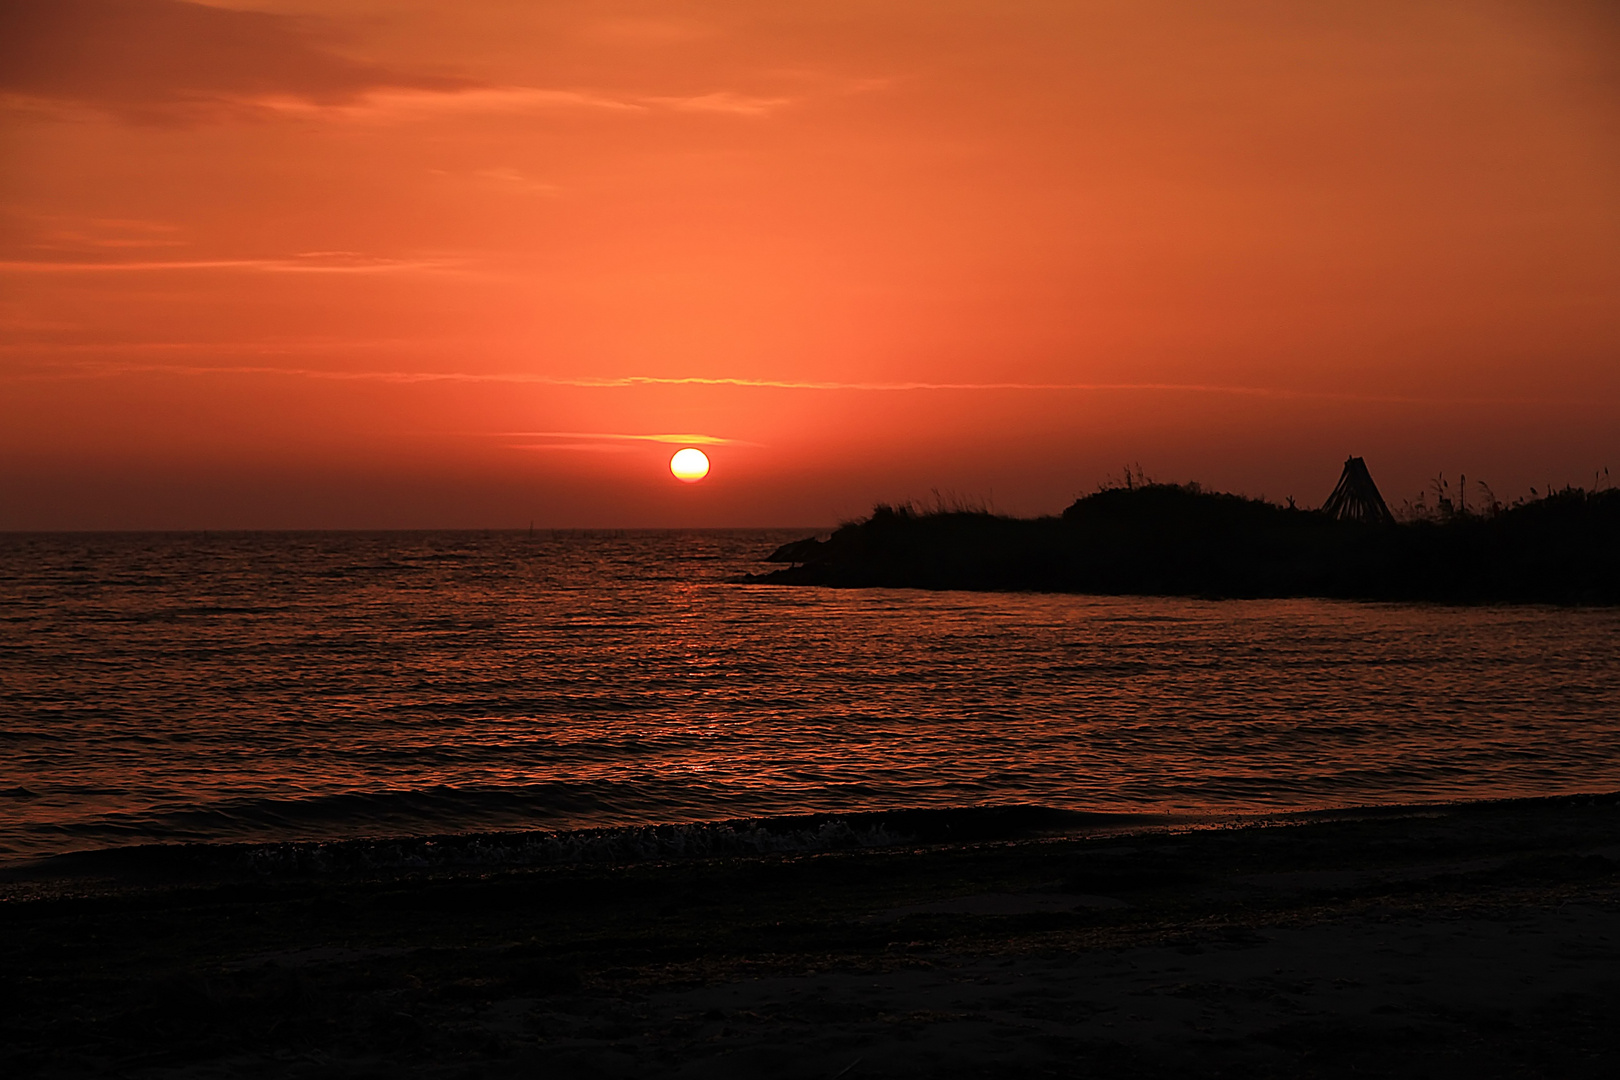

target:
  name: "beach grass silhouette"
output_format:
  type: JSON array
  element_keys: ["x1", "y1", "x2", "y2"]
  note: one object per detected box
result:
[{"x1": 754, "y1": 474, "x2": 1620, "y2": 604}]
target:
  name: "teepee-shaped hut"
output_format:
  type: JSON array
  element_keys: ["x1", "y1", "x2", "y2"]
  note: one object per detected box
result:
[{"x1": 1322, "y1": 456, "x2": 1395, "y2": 525}]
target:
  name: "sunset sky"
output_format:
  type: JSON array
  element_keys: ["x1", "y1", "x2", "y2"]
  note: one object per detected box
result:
[{"x1": 3, "y1": 0, "x2": 1617, "y2": 528}]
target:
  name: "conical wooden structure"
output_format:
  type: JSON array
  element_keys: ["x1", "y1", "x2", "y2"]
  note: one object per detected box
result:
[{"x1": 1322, "y1": 456, "x2": 1395, "y2": 525}]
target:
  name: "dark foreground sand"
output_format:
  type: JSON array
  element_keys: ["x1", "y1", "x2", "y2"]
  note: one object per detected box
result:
[{"x1": 5, "y1": 795, "x2": 1620, "y2": 1078}]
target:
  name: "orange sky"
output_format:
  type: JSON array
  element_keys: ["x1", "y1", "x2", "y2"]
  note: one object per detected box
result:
[{"x1": 3, "y1": 0, "x2": 1618, "y2": 528}]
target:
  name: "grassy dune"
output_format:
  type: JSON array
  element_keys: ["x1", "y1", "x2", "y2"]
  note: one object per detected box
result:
[{"x1": 752, "y1": 485, "x2": 1620, "y2": 603}]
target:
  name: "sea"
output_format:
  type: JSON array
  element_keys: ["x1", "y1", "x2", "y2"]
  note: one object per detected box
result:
[{"x1": 2, "y1": 529, "x2": 1619, "y2": 867}]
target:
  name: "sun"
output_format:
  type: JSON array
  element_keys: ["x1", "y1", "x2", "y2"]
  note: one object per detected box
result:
[{"x1": 669, "y1": 447, "x2": 711, "y2": 483}]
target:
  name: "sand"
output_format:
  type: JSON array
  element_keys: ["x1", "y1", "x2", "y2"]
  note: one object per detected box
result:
[{"x1": 4, "y1": 794, "x2": 1620, "y2": 1077}]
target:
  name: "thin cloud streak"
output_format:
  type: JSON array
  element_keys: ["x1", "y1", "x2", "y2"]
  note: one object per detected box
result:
[
  {"x1": 492, "y1": 431, "x2": 750, "y2": 445},
  {"x1": 507, "y1": 442, "x2": 637, "y2": 454},
  {"x1": 0, "y1": 340, "x2": 451, "y2": 354},
  {"x1": 297, "y1": 85, "x2": 646, "y2": 120},
  {"x1": 355, "y1": 85, "x2": 793, "y2": 117},
  {"x1": 643, "y1": 91, "x2": 791, "y2": 116},
  {"x1": 0, "y1": 255, "x2": 461, "y2": 274},
  {"x1": 0, "y1": 360, "x2": 1579, "y2": 406}
]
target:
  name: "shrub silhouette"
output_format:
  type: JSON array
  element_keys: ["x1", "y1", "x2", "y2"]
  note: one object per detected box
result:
[{"x1": 752, "y1": 482, "x2": 1619, "y2": 604}]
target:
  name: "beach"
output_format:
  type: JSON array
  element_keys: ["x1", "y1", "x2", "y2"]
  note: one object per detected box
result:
[{"x1": 5, "y1": 792, "x2": 1619, "y2": 1077}]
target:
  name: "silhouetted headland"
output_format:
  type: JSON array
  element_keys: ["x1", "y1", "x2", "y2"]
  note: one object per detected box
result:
[{"x1": 751, "y1": 459, "x2": 1620, "y2": 603}]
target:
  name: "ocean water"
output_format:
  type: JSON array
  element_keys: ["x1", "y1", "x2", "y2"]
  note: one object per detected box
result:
[{"x1": 2, "y1": 529, "x2": 1618, "y2": 865}]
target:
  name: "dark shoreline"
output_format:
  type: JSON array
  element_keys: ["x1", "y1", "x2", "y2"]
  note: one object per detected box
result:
[
  {"x1": 748, "y1": 484, "x2": 1620, "y2": 604},
  {"x1": 3, "y1": 792, "x2": 1603, "y2": 891},
  {"x1": 5, "y1": 791, "x2": 1620, "y2": 1077},
  {"x1": 0, "y1": 805, "x2": 1150, "y2": 891}
]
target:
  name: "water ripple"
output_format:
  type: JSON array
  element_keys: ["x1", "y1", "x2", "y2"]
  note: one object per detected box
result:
[{"x1": 1, "y1": 529, "x2": 1618, "y2": 863}]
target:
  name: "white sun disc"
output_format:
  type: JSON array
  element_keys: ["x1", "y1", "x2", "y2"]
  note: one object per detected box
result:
[{"x1": 670, "y1": 447, "x2": 710, "y2": 482}]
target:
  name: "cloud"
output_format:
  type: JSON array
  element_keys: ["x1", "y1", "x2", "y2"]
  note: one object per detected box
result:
[
  {"x1": 645, "y1": 91, "x2": 792, "y2": 116},
  {"x1": 0, "y1": 252, "x2": 460, "y2": 273},
  {"x1": 0, "y1": 0, "x2": 472, "y2": 122},
  {"x1": 24, "y1": 217, "x2": 187, "y2": 252},
  {"x1": 328, "y1": 86, "x2": 793, "y2": 123},
  {"x1": 305, "y1": 85, "x2": 645, "y2": 121},
  {"x1": 470, "y1": 168, "x2": 561, "y2": 197},
  {"x1": 0, "y1": 359, "x2": 1525, "y2": 405},
  {"x1": 0, "y1": 2, "x2": 797, "y2": 125},
  {"x1": 496, "y1": 431, "x2": 751, "y2": 446},
  {"x1": 507, "y1": 442, "x2": 638, "y2": 454}
]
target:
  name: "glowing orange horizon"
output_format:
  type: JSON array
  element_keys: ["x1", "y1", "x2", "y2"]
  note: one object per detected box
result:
[{"x1": 2, "y1": 1, "x2": 1617, "y2": 528}]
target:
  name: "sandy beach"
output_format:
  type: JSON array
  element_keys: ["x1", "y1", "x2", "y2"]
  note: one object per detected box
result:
[{"x1": 4, "y1": 793, "x2": 1620, "y2": 1077}]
